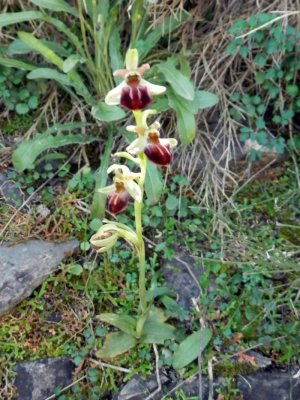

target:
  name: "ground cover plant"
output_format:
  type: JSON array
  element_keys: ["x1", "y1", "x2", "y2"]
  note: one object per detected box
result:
[{"x1": 0, "y1": 0, "x2": 299, "y2": 399}]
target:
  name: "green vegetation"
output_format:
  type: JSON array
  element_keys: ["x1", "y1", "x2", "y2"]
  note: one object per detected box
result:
[{"x1": 0, "y1": 2, "x2": 299, "y2": 400}]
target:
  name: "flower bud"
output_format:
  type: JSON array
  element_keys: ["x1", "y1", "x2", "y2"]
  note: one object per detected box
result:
[{"x1": 90, "y1": 228, "x2": 118, "y2": 253}]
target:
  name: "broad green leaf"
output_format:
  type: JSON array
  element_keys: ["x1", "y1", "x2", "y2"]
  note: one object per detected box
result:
[
  {"x1": 140, "y1": 315, "x2": 176, "y2": 344},
  {"x1": 8, "y1": 38, "x2": 70, "y2": 56},
  {"x1": 63, "y1": 54, "x2": 86, "y2": 73},
  {"x1": 158, "y1": 61, "x2": 195, "y2": 101},
  {"x1": 91, "y1": 103, "x2": 125, "y2": 122},
  {"x1": 145, "y1": 162, "x2": 163, "y2": 205},
  {"x1": 97, "y1": 313, "x2": 137, "y2": 336},
  {"x1": 12, "y1": 124, "x2": 97, "y2": 172},
  {"x1": 168, "y1": 90, "x2": 196, "y2": 144},
  {"x1": 0, "y1": 57, "x2": 35, "y2": 71},
  {"x1": 29, "y1": 0, "x2": 79, "y2": 18},
  {"x1": 193, "y1": 90, "x2": 219, "y2": 110},
  {"x1": 172, "y1": 328, "x2": 212, "y2": 370},
  {"x1": 18, "y1": 31, "x2": 64, "y2": 69},
  {"x1": 0, "y1": 11, "x2": 43, "y2": 28},
  {"x1": 96, "y1": 332, "x2": 137, "y2": 359},
  {"x1": 28, "y1": 68, "x2": 72, "y2": 86}
]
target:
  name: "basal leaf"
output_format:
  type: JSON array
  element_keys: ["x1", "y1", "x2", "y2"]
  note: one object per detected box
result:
[
  {"x1": 140, "y1": 316, "x2": 176, "y2": 344},
  {"x1": 8, "y1": 38, "x2": 70, "y2": 56},
  {"x1": 96, "y1": 332, "x2": 137, "y2": 359},
  {"x1": 29, "y1": 0, "x2": 79, "y2": 18},
  {"x1": 97, "y1": 313, "x2": 137, "y2": 336},
  {"x1": 18, "y1": 31, "x2": 64, "y2": 69},
  {"x1": 27, "y1": 68, "x2": 72, "y2": 86},
  {"x1": 63, "y1": 54, "x2": 86, "y2": 73},
  {"x1": 0, "y1": 57, "x2": 35, "y2": 71},
  {"x1": 91, "y1": 102, "x2": 126, "y2": 122},
  {"x1": 12, "y1": 124, "x2": 96, "y2": 172},
  {"x1": 172, "y1": 328, "x2": 212, "y2": 370},
  {"x1": 0, "y1": 11, "x2": 43, "y2": 28},
  {"x1": 145, "y1": 162, "x2": 163, "y2": 205}
]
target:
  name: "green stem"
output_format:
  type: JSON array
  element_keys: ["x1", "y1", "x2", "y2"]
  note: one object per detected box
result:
[{"x1": 135, "y1": 152, "x2": 147, "y2": 312}]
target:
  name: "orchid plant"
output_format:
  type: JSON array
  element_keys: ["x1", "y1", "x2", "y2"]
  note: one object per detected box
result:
[{"x1": 90, "y1": 49, "x2": 178, "y2": 358}]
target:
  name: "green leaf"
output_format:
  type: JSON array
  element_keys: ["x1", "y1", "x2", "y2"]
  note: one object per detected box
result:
[
  {"x1": 239, "y1": 45, "x2": 249, "y2": 58},
  {"x1": 27, "y1": 68, "x2": 72, "y2": 86},
  {"x1": 63, "y1": 54, "x2": 86, "y2": 73},
  {"x1": 18, "y1": 31, "x2": 63, "y2": 69},
  {"x1": 28, "y1": 96, "x2": 38, "y2": 109},
  {"x1": 146, "y1": 287, "x2": 172, "y2": 301},
  {"x1": 140, "y1": 311, "x2": 176, "y2": 344},
  {"x1": 19, "y1": 89, "x2": 30, "y2": 100},
  {"x1": 287, "y1": 84, "x2": 299, "y2": 97},
  {"x1": 29, "y1": 0, "x2": 79, "y2": 17},
  {"x1": 193, "y1": 90, "x2": 219, "y2": 110},
  {"x1": 166, "y1": 194, "x2": 179, "y2": 211},
  {"x1": 168, "y1": 91, "x2": 196, "y2": 144},
  {"x1": 97, "y1": 313, "x2": 137, "y2": 336},
  {"x1": 16, "y1": 103, "x2": 29, "y2": 114},
  {"x1": 12, "y1": 123, "x2": 97, "y2": 172},
  {"x1": 91, "y1": 103, "x2": 125, "y2": 122},
  {"x1": 96, "y1": 332, "x2": 137, "y2": 359},
  {"x1": 158, "y1": 60, "x2": 194, "y2": 101},
  {"x1": 89, "y1": 218, "x2": 102, "y2": 232},
  {"x1": 173, "y1": 328, "x2": 212, "y2": 370},
  {"x1": 0, "y1": 11, "x2": 43, "y2": 28},
  {"x1": 254, "y1": 53, "x2": 267, "y2": 68},
  {"x1": 0, "y1": 57, "x2": 35, "y2": 71},
  {"x1": 145, "y1": 162, "x2": 163, "y2": 205},
  {"x1": 68, "y1": 264, "x2": 83, "y2": 276},
  {"x1": 8, "y1": 38, "x2": 70, "y2": 56}
]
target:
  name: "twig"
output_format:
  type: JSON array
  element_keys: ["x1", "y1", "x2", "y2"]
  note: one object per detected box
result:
[
  {"x1": 236, "y1": 11, "x2": 300, "y2": 39},
  {"x1": 89, "y1": 358, "x2": 131, "y2": 373},
  {"x1": 43, "y1": 375, "x2": 86, "y2": 400},
  {"x1": 145, "y1": 344, "x2": 162, "y2": 400},
  {"x1": 207, "y1": 359, "x2": 214, "y2": 400}
]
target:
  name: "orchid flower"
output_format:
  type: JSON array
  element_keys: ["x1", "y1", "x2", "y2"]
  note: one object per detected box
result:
[
  {"x1": 99, "y1": 164, "x2": 142, "y2": 214},
  {"x1": 126, "y1": 116, "x2": 177, "y2": 166},
  {"x1": 105, "y1": 49, "x2": 166, "y2": 110}
]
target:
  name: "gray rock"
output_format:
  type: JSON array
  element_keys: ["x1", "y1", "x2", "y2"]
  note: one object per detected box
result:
[
  {"x1": 117, "y1": 370, "x2": 300, "y2": 400},
  {"x1": 0, "y1": 240, "x2": 79, "y2": 316},
  {"x1": 245, "y1": 351, "x2": 272, "y2": 370},
  {"x1": 237, "y1": 371, "x2": 300, "y2": 400},
  {"x1": 117, "y1": 372, "x2": 170, "y2": 400},
  {"x1": 162, "y1": 249, "x2": 204, "y2": 309},
  {"x1": 14, "y1": 357, "x2": 74, "y2": 400},
  {"x1": 0, "y1": 172, "x2": 25, "y2": 207}
]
